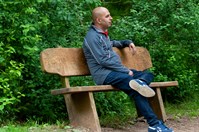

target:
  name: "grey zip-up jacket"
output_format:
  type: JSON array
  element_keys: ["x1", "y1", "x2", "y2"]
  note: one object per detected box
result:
[{"x1": 83, "y1": 25, "x2": 133, "y2": 85}]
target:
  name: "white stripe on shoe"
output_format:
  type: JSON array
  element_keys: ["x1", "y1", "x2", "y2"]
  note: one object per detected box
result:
[{"x1": 129, "y1": 80, "x2": 155, "y2": 97}]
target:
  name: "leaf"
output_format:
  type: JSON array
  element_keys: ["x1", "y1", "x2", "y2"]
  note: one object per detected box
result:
[{"x1": 0, "y1": 105, "x2": 4, "y2": 111}]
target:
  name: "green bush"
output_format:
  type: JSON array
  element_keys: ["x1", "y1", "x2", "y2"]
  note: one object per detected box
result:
[{"x1": 0, "y1": 42, "x2": 25, "y2": 119}]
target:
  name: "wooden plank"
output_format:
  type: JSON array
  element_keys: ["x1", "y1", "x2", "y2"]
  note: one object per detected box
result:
[
  {"x1": 51, "y1": 81, "x2": 178, "y2": 95},
  {"x1": 40, "y1": 48, "x2": 90, "y2": 76},
  {"x1": 150, "y1": 81, "x2": 178, "y2": 88},
  {"x1": 40, "y1": 47, "x2": 152, "y2": 77},
  {"x1": 51, "y1": 85, "x2": 118, "y2": 95},
  {"x1": 114, "y1": 47, "x2": 152, "y2": 71}
]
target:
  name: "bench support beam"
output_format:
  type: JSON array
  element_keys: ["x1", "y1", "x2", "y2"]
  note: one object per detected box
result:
[
  {"x1": 61, "y1": 77, "x2": 101, "y2": 131},
  {"x1": 134, "y1": 88, "x2": 167, "y2": 122},
  {"x1": 148, "y1": 88, "x2": 167, "y2": 121},
  {"x1": 64, "y1": 93, "x2": 101, "y2": 132}
]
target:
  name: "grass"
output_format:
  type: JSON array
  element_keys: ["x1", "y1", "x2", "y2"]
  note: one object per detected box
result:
[
  {"x1": 165, "y1": 94, "x2": 199, "y2": 119},
  {"x1": 0, "y1": 121, "x2": 80, "y2": 132}
]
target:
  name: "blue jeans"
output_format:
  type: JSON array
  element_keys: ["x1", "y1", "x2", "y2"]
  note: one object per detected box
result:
[{"x1": 103, "y1": 69, "x2": 159, "y2": 126}]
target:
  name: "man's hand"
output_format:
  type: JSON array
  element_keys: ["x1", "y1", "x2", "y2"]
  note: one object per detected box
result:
[{"x1": 129, "y1": 43, "x2": 136, "y2": 55}]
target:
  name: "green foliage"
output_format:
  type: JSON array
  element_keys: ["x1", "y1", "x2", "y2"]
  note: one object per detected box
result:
[
  {"x1": 94, "y1": 92, "x2": 136, "y2": 127},
  {"x1": 0, "y1": 42, "x2": 25, "y2": 114},
  {"x1": 95, "y1": 92, "x2": 135, "y2": 117}
]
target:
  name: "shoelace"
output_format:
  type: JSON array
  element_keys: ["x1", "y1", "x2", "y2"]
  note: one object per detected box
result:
[
  {"x1": 137, "y1": 79, "x2": 147, "y2": 86},
  {"x1": 158, "y1": 122, "x2": 170, "y2": 130},
  {"x1": 156, "y1": 127, "x2": 162, "y2": 132}
]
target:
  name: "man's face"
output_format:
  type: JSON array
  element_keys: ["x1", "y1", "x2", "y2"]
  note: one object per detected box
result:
[{"x1": 98, "y1": 9, "x2": 113, "y2": 30}]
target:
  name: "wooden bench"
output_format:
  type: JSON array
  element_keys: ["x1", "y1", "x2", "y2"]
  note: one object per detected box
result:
[{"x1": 40, "y1": 47, "x2": 178, "y2": 132}]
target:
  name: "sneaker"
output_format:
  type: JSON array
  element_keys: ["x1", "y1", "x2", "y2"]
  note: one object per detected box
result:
[
  {"x1": 129, "y1": 79, "x2": 155, "y2": 97},
  {"x1": 148, "y1": 121, "x2": 174, "y2": 132}
]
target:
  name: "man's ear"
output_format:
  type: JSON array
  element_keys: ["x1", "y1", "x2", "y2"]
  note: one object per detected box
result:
[{"x1": 96, "y1": 18, "x2": 101, "y2": 24}]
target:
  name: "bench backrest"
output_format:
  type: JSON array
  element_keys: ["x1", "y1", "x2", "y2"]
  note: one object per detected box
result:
[{"x1": 40, "y1": 47, "x2": 152, "y2": 77}]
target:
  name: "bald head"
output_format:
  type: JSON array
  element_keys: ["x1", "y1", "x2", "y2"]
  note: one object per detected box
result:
[
  {"x1": 92, "y1": 7, "x2": 109, "y2": 22},
  {"x1": 91, "y1": 7, "x2": 112, "y2": 31}
]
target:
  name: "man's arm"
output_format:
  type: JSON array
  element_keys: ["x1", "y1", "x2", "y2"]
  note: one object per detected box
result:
[
  {"x1": 111, "y1": 40, "x2": 132, "y2": 48},
  {"x1": 111, "y1": 40, "x2": 137, "y2": 55}
]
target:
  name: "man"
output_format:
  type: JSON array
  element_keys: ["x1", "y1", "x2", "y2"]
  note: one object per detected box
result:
[{"x1": 83, "y1": 7, "x2": 173, "y2": 132}]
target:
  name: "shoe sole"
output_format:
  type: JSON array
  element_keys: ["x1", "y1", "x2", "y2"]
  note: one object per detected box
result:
[
  {"x1": 129, "y1": 80, "x2": 155, "y2": 97},
  {"x1": 148, "y1": 126, "x2": 174, "y2": 132}
]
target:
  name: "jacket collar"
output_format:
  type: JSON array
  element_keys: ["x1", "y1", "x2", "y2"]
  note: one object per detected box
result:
[{"x1": 91, "y1": 25, "x2": 108, "y2": 38}]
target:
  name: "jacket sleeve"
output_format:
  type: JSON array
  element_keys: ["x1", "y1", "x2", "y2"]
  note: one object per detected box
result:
[{"x1": 111, "y1": 40, "x2": 133, "y2": 48}]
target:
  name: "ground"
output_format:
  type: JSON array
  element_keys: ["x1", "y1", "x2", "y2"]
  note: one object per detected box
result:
[
  {"x1": 101, "y1": 116, "x2": 199, "y2": 132},
  {"x1": 70, "y1": 116, "x2": 199, "y2": 132},
  {"x1": 27, "y1": 116, "x2": 198, "y2": 132}
]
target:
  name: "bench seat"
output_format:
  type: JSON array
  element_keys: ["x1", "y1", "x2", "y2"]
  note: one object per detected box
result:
[{"x1": 51, "y1": 81, "x2": 178, "y2": 95}]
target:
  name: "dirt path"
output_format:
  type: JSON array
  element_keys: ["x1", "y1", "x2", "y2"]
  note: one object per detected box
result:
[
  {"x1": 67, "y1": 116, "x2": 199, "y2": 132},
  {"x1": 101, "y1": 116, "x2": 199, "y2": 132}
]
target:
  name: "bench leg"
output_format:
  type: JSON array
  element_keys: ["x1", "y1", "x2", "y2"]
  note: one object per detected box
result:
[
  {"x1": 135, "y1": 88, "x2": 167, "y2": 122},
  {"x1": 64, "y1": 92, "x2": 101, "y2": 132},
  {"x1": 148, "y1": 88, "x2": 167, "y2": 122}
]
